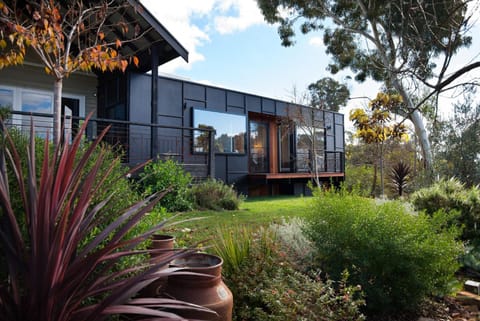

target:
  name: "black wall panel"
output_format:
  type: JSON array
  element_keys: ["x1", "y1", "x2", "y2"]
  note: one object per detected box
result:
[
  {"x1": 246, "y1": 95, "x2": 261, "y2": 112},
  {"x1": 215, "y1": 155, "x2": 227, "y2": 182},
  {"x1": 158, "y1": 78, "x2": 183, "y2": 117},
  {"x1": 129, "y1": 73, "x2": 151, "y2": 123},
  {"x1": 276, "y1": 101, "x2": 288, "y2": 117},
  {"x1": 227, "y1": 91, "x2": 244, "y2": 108},
  {"x1": 206, "y1": 87, "x2": 226, "y2": 112},
  {"x1": 184, "y1": 82, "x2": 205, "y2": 102},
  {"x1": 227, "y1": 156, "x2": 248, "y2": 172},
  {"x1": 262, "y1": 98, "x2": 275, "y2": 114},
  {"x1": 129, "y1": 73, "x2": 151, "y2": 163},
  {"x1": 227, "y1": 106, "x2": 245, "y2": 115}
]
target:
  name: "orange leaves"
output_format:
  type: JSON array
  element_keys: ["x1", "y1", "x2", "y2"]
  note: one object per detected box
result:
[
  {"x1": 0, "y1": 3, "x2": 7, "y2": 16},
  {"x1": 0, "y1": 1, "x2": 140, "y2": 76},
  {"x1": 120, "y1": 59, "x2": 128, "y2": 72}
]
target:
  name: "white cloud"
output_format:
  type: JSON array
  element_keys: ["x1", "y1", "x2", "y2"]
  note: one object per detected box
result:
[
  {"x1": 213, "y1": 0, "x2": 265, "y2": 34},
  {"x1": 141, "y1": 0, "x2": 215, "y2": 73},
  {"x1": 308, "y1": 36, "x2": 324, "y2": 48},
  {"x1": 141, "y1": 0, "x2": 266, "y2": 73}
]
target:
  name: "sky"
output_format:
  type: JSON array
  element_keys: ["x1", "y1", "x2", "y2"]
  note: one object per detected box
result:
[{"x1": 141, "y1": 0, "x2": 480, "y2": 126}]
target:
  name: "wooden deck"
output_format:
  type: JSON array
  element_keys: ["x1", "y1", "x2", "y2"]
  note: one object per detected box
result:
[{"x1": 248, "y1": 172, "x2": 344, "y2": 180}]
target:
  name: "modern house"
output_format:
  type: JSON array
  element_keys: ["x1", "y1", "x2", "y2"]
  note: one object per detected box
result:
[{"x1": 0, "y1": 0, "x2": 345, "y2": 196}]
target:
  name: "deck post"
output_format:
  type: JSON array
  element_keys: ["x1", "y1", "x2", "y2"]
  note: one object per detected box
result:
[
  {"x1": 150, "y1": 45, "x2": 159, "y2": 159},
  {"x1": 208, "y1": 130, "x2": 215, "y2": 178}
]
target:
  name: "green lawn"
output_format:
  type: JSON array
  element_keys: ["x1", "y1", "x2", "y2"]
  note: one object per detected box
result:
[{"x1": 164, "y1": 195, "x2": 314, "y2": 246}]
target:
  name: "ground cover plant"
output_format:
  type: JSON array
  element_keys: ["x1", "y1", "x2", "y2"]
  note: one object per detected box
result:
[
  {"x1": 304, "y1": 189, "x2": 463, "y2": 315},
  {"x1": 212, "y1": 225, "x2": 366, "y2": 321},
  {"x1": 0, "y1": 121, "x2": 207, "y2": 321}
]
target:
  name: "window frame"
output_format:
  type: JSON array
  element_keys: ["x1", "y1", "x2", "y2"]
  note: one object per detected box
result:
[{"x1": 192, "y1": 108, "x2": 247, "y2": 155}]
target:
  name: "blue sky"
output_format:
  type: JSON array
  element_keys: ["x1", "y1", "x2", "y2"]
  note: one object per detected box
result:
[{"x1": 142, "y1": 0, "x2": 480, "y2": 127}]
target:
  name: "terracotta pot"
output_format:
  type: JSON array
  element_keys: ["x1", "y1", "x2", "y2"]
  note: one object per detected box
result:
[
  {"x1": 150, "y1": 234, "x2": 175, "y2": 258},
  {"x1": 165, "y1": 253, "x2": 233, "y2": 321},
  {"x1": 141, "y1": 234, "x2": 175, "y2": 297}
]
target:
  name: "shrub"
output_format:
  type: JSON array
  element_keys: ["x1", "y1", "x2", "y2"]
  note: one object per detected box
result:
[
  {"x1": 270, "y1": 218, "x2": 314, "y2": 271},
  {"x1": 305, "y1": 190, "x2": 462, "y2": 314},
  {"x1": 139, "y1": 158, "x2": 193, "y2": 212},
  {"x1": 411, "y1": 178, "x2": 480, "y2": 241},
  {"x1": 190, "y1": 179, "x2": 244, "y2": 210},
  {"x1": 343, "y1": 164, "x2": 374, "y2": 197},
  {"x1": 212, "y1": 226, "x2": 365, "y2": 321}
]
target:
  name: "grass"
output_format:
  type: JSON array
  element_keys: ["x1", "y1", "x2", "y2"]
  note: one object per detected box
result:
[{"x1": 164, "y1": 195, "x2": 313, "y2": 247}]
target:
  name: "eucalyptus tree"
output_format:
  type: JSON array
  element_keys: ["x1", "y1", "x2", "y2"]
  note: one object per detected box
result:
[
  {"x1": 308, "y1": 77, "x2": 349, "y2": 112},
  {"x1": 257, "y1": 0, "x2": 479, "y2": 170}
]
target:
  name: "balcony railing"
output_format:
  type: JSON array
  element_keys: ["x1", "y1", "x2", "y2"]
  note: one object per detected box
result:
[{"x1": 3, "y1": 111, "x2": 216, "y2": 179}]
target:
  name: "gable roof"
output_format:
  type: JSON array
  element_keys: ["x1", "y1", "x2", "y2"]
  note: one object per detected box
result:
[{"x1": 109, "y1": 0, "x2": 188, "y2": 71}]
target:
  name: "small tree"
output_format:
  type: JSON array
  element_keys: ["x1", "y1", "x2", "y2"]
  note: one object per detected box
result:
[
  {"x1": 0, "y1": 0, "x2": 144, "y2": 145},
  {"x1": 287, "y1": 79, "x2": 349, "y2": 187},
  {"x1": 350, "y1": 92, "x2": 408, "y2": 197}
]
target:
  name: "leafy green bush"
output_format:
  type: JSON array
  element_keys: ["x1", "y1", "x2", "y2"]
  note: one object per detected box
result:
[
  {"x1": 212, "y1": 226, "x2": 365, "y2": 321},
  {"x1": 343, "y1": 164, "x2": 374, "y2": 197},
  {"x1": 190, "y1": 179, "x2": 244, "y2": 210},
  {"x1": 139, "y1": 158, "x2": 193, "y2": 212},
  {"x1": 305, "y1": 190, "x2": 462, "y2": 314},
  {"x1": 411, "y1": 178, "x2": 480, "y2": 241}
]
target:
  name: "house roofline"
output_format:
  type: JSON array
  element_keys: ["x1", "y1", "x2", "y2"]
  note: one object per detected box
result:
[{"x1": 128, "y1": 0, "x2": 188, "y2": 63}]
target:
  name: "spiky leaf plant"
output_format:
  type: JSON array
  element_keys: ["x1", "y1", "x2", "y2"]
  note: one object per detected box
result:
[
  {"x1": 389, "y1": 161, "x2": 411, "y2": 197},
  {"x1": 0, "y1": 118, "x2": 209, "y2": 321}
]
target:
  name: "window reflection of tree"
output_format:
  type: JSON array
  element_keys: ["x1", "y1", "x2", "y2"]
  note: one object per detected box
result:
[{"x1": 194, "y1": 124, "x2": 213, "y2": 153}]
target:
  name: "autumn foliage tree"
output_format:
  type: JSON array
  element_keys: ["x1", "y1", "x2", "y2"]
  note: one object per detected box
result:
[
  {"x1": 0, "y1": 0, "x2": 143, "y2": 144},
  {"x1": 350, "y1": 92, "x2": 408, "y2": 196}
]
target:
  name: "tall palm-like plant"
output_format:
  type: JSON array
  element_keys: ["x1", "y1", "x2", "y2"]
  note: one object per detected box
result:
[
  {"x1": 389, "y1": 161, "x2": 412, "y2": 197},
  {"x1": 0, "y1": 118, "x2": 208, "y2": 321}
]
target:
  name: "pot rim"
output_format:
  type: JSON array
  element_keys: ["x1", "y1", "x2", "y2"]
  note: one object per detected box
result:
[{"x1": 170, "y1": 252, "x2": 223, "y2": 270}]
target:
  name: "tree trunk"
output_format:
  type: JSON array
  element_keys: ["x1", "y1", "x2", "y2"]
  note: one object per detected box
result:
[
  {"x1": 53, "y1": 78, "x2": 63, "y2": 146},
  {"x1": 390, "y1": 79, "x2": 433, "y2": 171},
  {"x1": 371, "y1": 162, "x2": 378, "y2": 197}
]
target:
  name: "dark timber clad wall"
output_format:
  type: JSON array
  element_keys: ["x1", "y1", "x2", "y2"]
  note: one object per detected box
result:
[{"x1": 127, "y1": 73, "x2": 344, "y2": 195}]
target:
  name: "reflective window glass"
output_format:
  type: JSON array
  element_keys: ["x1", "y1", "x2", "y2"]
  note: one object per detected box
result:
[{"x1": 193, "y1": 109, "x2": 246, "y2": 154}]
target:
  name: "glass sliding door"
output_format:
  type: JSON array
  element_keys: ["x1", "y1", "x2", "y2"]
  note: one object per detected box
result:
[
  {"x1": 278, "y1": 124, "x2": 293, "y2": 172},
  {"x1": 249, "y1": 121, "x2": 269, "y2": 173}
]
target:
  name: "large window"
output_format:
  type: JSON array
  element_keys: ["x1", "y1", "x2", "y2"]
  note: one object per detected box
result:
[
  {"x1": 193, "y1": 109, "x2": 246, "y2": 154},
  {"x1": 21, "y1": 91, "x2": 53, "y2": 137},
  {"x1": 0, "y1": 86, "x2": 85, "y2": 139},
  {"x1": 0, "y1": 88, "x2": 13, "y2": 109}
]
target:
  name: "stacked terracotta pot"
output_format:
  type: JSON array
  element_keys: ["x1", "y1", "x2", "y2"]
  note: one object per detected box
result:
[{"x1": 144, "y1": 235, "x2": 233, "y2": 321}]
